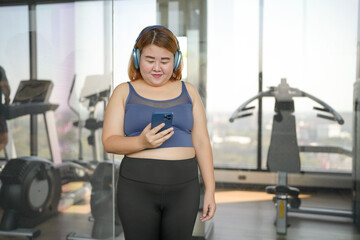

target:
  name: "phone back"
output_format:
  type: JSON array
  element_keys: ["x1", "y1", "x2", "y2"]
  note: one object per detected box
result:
[{"x1": 151, "y1": 112, "x2": 173, "y2": 130}]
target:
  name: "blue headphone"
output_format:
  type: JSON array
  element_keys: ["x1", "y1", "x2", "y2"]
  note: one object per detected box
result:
[{"x1": 132, "y1": 25, "x2": 182, "y2": 71}]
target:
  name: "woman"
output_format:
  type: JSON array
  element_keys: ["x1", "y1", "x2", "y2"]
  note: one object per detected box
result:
[{"x1": 102, "y1": 25, "x2": 215, "y2": 240}]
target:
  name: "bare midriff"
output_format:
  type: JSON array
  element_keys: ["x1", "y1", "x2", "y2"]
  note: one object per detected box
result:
[{"x1": 127, "y1": 147, "x2": 196, "y2": 160}]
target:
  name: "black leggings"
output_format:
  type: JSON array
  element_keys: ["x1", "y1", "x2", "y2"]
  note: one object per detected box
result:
[{"x1": 117, "y1": 156, "x2": 200, "y2": 240}]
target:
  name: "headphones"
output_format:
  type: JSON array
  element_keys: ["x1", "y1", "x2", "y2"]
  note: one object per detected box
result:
[{"x1": 132, "y1": 25, "x2": 182, "y2": 71}]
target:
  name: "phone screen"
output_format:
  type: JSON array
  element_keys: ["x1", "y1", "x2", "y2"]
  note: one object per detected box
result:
[{"x1": 151, "y1": 112, "x2": 173, "y2": 130}]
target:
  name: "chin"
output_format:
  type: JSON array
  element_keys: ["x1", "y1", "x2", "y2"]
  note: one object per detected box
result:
[{"x1": 148, "y1": 78, "x2": 170, "y2": 85}]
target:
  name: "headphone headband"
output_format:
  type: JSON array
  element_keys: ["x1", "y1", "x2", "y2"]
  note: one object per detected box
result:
[{"x1": 135, "y1": 25, "x2": 180, "y2": 50}]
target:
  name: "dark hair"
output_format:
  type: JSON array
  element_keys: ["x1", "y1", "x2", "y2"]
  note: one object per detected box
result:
[{"x1": 128, "y1": 26, "x2": 183, "y2": 81}]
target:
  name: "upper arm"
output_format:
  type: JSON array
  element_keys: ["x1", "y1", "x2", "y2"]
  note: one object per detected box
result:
[
  {"x1": 185, "y1": 82, "x2": 210, "y2": 147},
  {"x1": 102, "y1": 82, "x2": 129, "y2": 143}
]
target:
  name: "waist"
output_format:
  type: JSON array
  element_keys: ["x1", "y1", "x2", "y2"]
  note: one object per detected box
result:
[
  {"x1": 127, "y1": 147, "x2": 195, "y2": 160},
  {"x1": 127, "y1": 128, "x2": 193, "y2": 148},
  {"x1": 119, "y1": 156, "x2": 198, "y2": 185}
]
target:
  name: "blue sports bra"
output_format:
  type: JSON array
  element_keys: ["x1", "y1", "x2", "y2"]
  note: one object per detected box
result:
[{"x1": 124, "y1": 81, "x2": 194, "y2": 148}]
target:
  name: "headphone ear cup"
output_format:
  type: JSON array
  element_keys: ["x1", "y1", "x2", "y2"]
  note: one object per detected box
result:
[
  {"x1": 133, "y1": 48, "x2": 141, "y2": 70},
  {"x1": 174, "y1": 51, "x2": 182, "y2": 71}
]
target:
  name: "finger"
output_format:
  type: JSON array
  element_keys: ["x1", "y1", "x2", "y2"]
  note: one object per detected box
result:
[
  {"x1": 200, "y1": 205, "x2": 215, "y2": 222},
  {"x1": 207, "y1": 205, "x2": 216, "y2": 219},
  {"x1": 150, "y1": 123, "x2": 165, "y2": 133},
  {"x1": 153, "y1": 127, "x2": 174, "y2": 139},
  {"x1": 200, "y1": 212, "x2": 212, "y2": 222},
  {"x1": 162, "y1": 129, "x2": 174, "y2": 140},
  {"x1": 199, "y1": 205, "x2": 209, "y2": 221},
  {"x1": 153, "y1": 129, "x2": 174, "y2": 145},
  {"x1": 202, "y1": 205, "x2": 209, "y2": 218},
  {"x1": 144, "y1": 123, "x2": 152, "y2": 131},
  {"x1": 158, "y1": 126, "x2": 174, "y2": 135},
  {"x1": 142, "y1": 124, "x2": 152, "y2": 139}
]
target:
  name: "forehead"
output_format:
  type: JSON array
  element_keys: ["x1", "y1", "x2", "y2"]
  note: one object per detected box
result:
[{"x1": 141, "y1": 44, "x2": 173, "y2": 58}]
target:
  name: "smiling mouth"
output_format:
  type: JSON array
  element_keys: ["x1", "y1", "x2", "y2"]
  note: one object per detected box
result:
[{"x1": 152, "y1": 74, "x2": 162, "y2": 78}]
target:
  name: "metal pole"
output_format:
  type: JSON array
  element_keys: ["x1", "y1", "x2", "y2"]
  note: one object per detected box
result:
[
  {"x1": 357, "y1": 0, "x2": 360, "y2": 79},
  {"x1": 29, "y1": 2, "x2": 38, "y2": 156},
  {"x1": 257, "y1": 0, "x2": 264, "y2": 170},
  {"x1": 353, "y1": 0, "x2": 360, "y2": 229}
]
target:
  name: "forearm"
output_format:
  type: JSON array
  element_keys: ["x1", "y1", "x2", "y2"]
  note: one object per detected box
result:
[
  {"x1": 195, "y1": 141, "x2": 215, "y2": 193},
  {"x1": 103, "y1": 135, "x2": 145, "y2": 155}
]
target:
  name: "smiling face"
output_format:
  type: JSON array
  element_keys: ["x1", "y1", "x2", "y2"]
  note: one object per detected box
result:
[{"x1": 139, "y1": 44, "x2": 174, "y2": 86}]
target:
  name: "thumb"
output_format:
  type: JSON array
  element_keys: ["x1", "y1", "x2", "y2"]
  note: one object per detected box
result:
[{"x1": 143, "y1": 123, "x2": 152, "y2": 132}]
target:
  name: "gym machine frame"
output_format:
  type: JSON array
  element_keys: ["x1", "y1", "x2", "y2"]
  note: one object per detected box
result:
[
  {"x1": 0, "y1": 80, "x2": 93, "y2": 240},
  {"x1": 229, "y1": 79, "x2": 353, "y2": 235}
]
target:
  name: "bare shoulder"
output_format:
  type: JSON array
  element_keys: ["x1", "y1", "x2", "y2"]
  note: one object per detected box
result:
[
  {"x1": 112, "y1": 82, "x2": 130, "y2": 98},
  {"x1": 114, "y1": 82, "x2": 129, "y2": 93},
  {"x1": 184, "y1": 81, "x2": 196, "y2": 91},
  {"x1": 184, "y1": 81, "x2": 199, "y2": 98},
  {"x1": 106, "y1": 82, "x2": 129, "y2": 108}
]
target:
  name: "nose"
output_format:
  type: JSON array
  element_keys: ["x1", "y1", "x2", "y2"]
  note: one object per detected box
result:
[{"x1": 153, "y1": 62, "x2": 161, "y2": 71}]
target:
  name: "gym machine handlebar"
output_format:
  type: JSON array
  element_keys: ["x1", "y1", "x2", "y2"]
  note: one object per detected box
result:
[{"x1": 229, "y1": 78, "x2": 344, "y2": 125}]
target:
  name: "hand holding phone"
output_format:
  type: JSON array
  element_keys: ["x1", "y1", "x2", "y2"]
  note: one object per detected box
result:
[
  {"x1": 140, "y1": 112, "x2": 174, "y2": 149},
  {"x1": 151, "y1": 112, "x2": 173, "y2": 131}
]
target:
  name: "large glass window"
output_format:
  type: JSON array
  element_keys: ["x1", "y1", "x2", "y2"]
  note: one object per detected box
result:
[
  {"x1": 0, "y1": 6, "x2": 30, "y2": 158},
  {"x1": 0, "y1": 0, "x2": 206, "y2": 239},
  {"x1": 208, "y1": 0, "x2": 357, "y2": 172},
  {"x1": 113, "y1": 0, "x2": 157, "y2": 87},
  {"x1": 207, "y1": 0, "x2": 259, "y2": 169},
  {"x1": 0, "y1": 1, "x2": 115, "y2": 239}
]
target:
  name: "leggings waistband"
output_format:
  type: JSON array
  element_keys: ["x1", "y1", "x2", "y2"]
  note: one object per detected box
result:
[{"x1": 120, "y1": 156, "x2": 198, "y2": 185}]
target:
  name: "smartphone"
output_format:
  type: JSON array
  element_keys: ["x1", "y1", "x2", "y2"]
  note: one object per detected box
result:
[{"x1": 151, "y1": 112, "x2": 173, "y2": 130}]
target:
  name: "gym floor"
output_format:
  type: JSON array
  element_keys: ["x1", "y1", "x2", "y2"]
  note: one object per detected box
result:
[
  {"x1": 0, "y1": 187, "x2": 359, "y2": 240},
  {"x1": 208, "y1": 187, "x2": 360, "y2": 240}
]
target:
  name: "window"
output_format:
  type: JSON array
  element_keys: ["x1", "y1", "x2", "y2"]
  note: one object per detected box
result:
[{"x1": 208, "y1": 0, "x2": 357, "y2": 172}]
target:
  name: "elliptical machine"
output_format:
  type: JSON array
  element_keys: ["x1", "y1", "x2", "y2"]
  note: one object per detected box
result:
[
  {"x1": 0, "y1": 80, "x2": 93, "y2": 239},
  {"x1": 66, "y1": 74, "x2": 123, "y2": 240}
]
